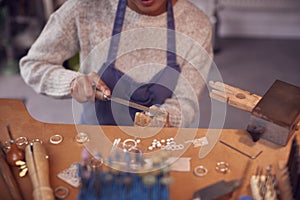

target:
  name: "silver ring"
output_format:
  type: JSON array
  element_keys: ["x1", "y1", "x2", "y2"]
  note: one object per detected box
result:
[
  {"x1": 194, "y1": 165, "x2": 208, "y2": 177},
  {"x1": 50, "y1": 134, "x2": 63, "y2": 145},
  {"x1": 122, "y1": 139, "x2": 137, "y2": 152},
  {"x1": 15, "y1": 136, "x2": 28, "y2": 147},
  {"x1": 215, "y1": 161, "x2": 229, "y2": 173},
  {"x1": 74, "y1": 132, "x2": 89, "y2": 144},
  {"x1": 54, "y1": 186, "x2": 69, "y2": 199}
]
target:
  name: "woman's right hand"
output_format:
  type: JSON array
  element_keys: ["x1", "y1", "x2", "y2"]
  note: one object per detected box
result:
[{"x1": 70, "y1": 72, "x2": 111, "y2": 103}]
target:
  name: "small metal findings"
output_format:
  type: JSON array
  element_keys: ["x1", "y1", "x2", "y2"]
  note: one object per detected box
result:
[
  {"x1": 194, "y1": 165, "x2": 208, "y2": 177},
  {"x1": 88, "y1": 157, "x2": 103, "y2": 170},
  {"x1": 75, "y1": 132, "x2": 89, "y2": 144},
  {"x1": 135, "y1": 139, "x2": 141, "y2": 144},
  {"x1": 50, "y1": 134, "x2": 63, "y2": 145},
  {"x1": 54, "y1": 186, "x2": 69, "y2": 200},
  {"x1": 3, "y1": 141, "x2": 11, "y2": 152},
  {"x1": 19, "y1": 167, "x2": 28, "y2": 177},
  {"x1": 215, "y1": 161, "x2": 230, "y2": 173},
  {"x1": 15, "y1": 160, "x2": 26, "y2": 166},
  {"x1": 31, "y1": 138, "x2": 43, "y2": 144},
  {"x1": 148, "y1": 146, "x2": 153, "y2": 151},
  {"x1": 15, "y1": 160, "x2": 28, "y2": 177},
  {"x1": 122, "y1": 139, "x2": 137, "y2": 152},
  {"x1": 148, "y1": 137, "x2": 180, "y2": 151},
  {"x1": 15, "y1": 136, "x2": 28, "y2": 148}
]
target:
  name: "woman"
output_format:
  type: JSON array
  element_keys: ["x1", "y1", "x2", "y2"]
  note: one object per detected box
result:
[{"x1": 20, "y1": 0, "x2": 213, "y2": 127}]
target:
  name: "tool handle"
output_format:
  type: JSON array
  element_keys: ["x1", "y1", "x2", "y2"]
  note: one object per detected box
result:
[
  {"x1": 25, "y1": 142, "x2": 54, "y2": 200},
  {"x1": 0, "y1": 146, "x2": 23, "y2": 200}
]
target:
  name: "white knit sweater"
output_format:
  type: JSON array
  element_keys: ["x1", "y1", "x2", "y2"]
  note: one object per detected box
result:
[{"x1": 19, "y1": 0, "x2": 213, "y2": 127}]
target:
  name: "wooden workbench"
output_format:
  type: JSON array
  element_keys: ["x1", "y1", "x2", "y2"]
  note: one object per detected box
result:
[{"x1": 0, "y1": 98, "x2": 298, "y2": 200}]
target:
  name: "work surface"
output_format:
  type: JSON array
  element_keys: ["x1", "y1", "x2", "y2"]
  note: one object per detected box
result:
[{"x1": 0, "y1": 98, "x2": 298, "y2": 200}]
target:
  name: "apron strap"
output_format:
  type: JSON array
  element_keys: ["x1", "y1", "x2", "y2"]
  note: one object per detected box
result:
[
  {"x1": 106, "y1": 0, "x2": 177, "y2": 68},
  {"x1": 106, "y1": 0, "x2": 127, "y2": 68}
]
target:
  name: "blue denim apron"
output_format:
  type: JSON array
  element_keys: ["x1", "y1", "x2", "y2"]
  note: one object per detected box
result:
[{"x1": 94, "y1": 0, "x2": 180, "y2": 125}]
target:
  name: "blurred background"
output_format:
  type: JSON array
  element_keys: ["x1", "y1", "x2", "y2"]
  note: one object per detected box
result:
[{"x1": 0, "y1": 0, "x2": 299, "y2": 128}]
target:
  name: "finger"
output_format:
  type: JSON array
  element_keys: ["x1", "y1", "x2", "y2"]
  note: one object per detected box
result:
[
  {"x1": 95, "y1": 89, "x2": 106, "y2": 101},
  {"x1": 81, "y1": 76, "x2": 95, "y2": 101},
  {"x1": 88, "y1": 73, "x2": 111, "y2": 100},
  {"x1": 70, "y1": 78, "x2": 87, "y2": 103},
  {"x1": 98, "y1": 79, "x2": 111, "y2": 97}
]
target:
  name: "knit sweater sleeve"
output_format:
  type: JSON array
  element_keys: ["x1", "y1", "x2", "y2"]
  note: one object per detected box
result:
[{"x1": 19, "y1": 2, "x2": 82, "y2": 98}]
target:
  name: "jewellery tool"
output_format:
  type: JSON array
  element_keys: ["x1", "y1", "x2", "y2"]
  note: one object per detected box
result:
[
  {"x1": 192, "y1": 178, "x2": 243, "y2": 200},
  {"x1": 210, "y1": 80, "x2": 300, "y2": 146},
  {"x1": 103, "y1": 94, "x2": 165, "y2": 116},
  {"x1": 220, "y1": 140, "x2": 263, "y2": 159},
  {"x1": 5, "y1": 125, "x2": 25, "y2": 166},
  {"x1": 0, "y1": 140, "x2": 23, "y2": 200},
  {"x1": 25, "y1": 141, "x2": 54, "y2": 200}
]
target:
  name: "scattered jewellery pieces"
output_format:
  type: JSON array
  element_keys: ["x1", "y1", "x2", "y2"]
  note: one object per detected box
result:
[
  {"x1": 161, "y1": 141, "x2": 184, "y2": 151},
  {"x1": 54, "y1": 186, "x2": 69, "y2": 200},
  {"x1": 50, "y1": 134, "x2": 63, "y2": 145},
  {"x1": 194, "y1": 165, "x2": 208, "y2": 177},
  {"x1": 250, "y1": 165, "x2": 279, "y2": 200},
  {"x1": 57, "y1": 163, "x2": 81, "y2": 188},
  {"x1": 220, "y1": 140, "x2": 263, "y2": 159},
  {"x1": 215, "y1": 162, "x2": 230, "y2": 174},
  {"x1": 122, "y1": 139, "x2": 138, "y2": 152},
  {"x1": 5, "y1": 125, "x2": 25, "y2": 167},
  {"x1": 75, "y1": 132, "x2": 89, "y2": 144},
  {"x1": 147, "y1": 137, "x2": 184, "y2": 151},
  {"x1": 15, "y1": 160, "x2": 28, "y2": 177},
  {"x1": 15, "y1": 136, "x2": 28, "y2": 149},
  {"x1": 185, "y1": 137, "x2": 209, "y2": 148}
]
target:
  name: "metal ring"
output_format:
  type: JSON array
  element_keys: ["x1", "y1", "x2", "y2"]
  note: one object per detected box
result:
[
  {"x1": 215, "y1": 161, "x2": 229, "y2": 173},
  {"x1": 194, "y1": 165, "x2": 208, "y2": 177},
  {"x1": 15, "y1": 136, "x2": 28, "y2": 147},
  {"x1": 54, "y1": 186, "x2": 69, "y2": 199},
  {"x1": 74, "y1": 132, "x2": 89, "y2": 144},
  {"x1": 50, "y1": 134, "x2": 63, "y2": 145},
  {"x1": 122, "y1": 139, "x2": 137, "y2": 152}
]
